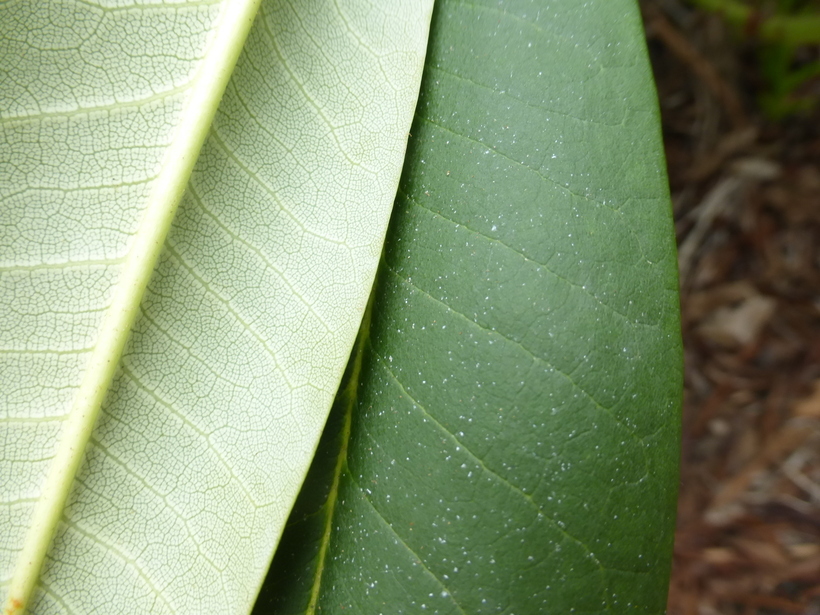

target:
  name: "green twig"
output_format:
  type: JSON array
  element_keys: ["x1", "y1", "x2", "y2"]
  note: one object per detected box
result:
[{"x1": 692, "y1": 0, "x2": 820, "y2": 45}]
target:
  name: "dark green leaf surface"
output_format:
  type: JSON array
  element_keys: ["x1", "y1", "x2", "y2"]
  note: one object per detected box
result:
[{"x1": 257, "y1": 0, "x2": 681, "y2": 612}]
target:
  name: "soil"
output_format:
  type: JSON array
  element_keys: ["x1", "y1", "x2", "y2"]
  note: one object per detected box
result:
[{"x1": 640, "y1": 2, "x2": 820, "y2": 613}]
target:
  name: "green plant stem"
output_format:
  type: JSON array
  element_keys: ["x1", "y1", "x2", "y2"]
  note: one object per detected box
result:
[{"x1": 693, "y1": 0, "x2": 820, "y2": 45}]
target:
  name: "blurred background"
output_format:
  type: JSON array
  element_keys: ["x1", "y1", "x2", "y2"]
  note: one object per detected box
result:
[{"x1": 638, "y1": 1, "x2": 820, "y2": 613}]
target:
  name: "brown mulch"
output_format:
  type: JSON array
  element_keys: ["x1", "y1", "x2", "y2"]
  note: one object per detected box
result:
[{"x1": 640, "y1": 2, "x2": 820, "y2": 614}]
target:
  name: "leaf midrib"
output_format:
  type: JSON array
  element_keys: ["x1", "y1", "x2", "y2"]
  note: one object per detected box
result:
[
  {"x1": 304, "y1": 293, "x2": 374, "y2": 614},
  {"x1": 2, "y1": 2, "x2": 262, "y2": 612}
]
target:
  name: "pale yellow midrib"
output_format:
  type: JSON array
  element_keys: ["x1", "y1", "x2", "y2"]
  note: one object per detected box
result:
[{"x1": 2, "y1": 1, "x2": 262, "y2": 613}]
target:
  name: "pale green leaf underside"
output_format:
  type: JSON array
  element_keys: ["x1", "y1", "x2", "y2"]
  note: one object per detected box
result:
[{"x1": 0, "y1": 0, "x2": 433, "y2": 613}]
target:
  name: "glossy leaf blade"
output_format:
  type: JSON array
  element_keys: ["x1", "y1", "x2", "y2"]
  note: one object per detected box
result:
[
  {"x1": 262, "y1": 0, "x2": 682, "y2": 613},
  {"x1": 0, "y1": 1, "x2": 433, "y2": 612}
]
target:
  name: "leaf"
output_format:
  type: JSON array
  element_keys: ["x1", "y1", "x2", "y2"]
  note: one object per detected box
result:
[
  {"x1": 258, "y1": 0, "x2": 682, "y2": 613},
  {"x1": 0, "y1": 1, "x2": 432, "y2": 613}
]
